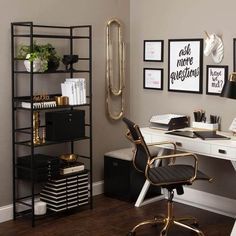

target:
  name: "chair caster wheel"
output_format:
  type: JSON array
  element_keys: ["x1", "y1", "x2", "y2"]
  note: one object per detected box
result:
[
  {"x1": 161, "y1": 231, "x2": 167, "y2": 236},
  {"x1": 127, "y1": 231, "x2": 136, "y2": 236},
  {"x1": 192, "y1": 222, "x2": 199, "y2": 227}
]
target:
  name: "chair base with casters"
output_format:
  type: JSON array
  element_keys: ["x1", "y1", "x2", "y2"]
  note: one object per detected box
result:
[{"x1": 127, "y1": 188, "x2": 204, "y2": 236}]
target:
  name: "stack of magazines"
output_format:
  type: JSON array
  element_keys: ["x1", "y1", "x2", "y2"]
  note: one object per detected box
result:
[{"x1": 61, "y1": 78, "x2": 86, "y2": 105}]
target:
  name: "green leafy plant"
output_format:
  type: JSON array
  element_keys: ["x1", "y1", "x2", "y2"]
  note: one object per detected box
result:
[{"x1": 17, "y1": 41, "x2": 61, "y2": 72}]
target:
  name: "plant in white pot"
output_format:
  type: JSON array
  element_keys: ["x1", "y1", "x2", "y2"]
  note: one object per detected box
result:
[{"x1": 17, "y1": 41, "x2": 61, "y2": 72}]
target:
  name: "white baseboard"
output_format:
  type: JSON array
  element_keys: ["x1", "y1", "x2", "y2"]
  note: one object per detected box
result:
[
  {"x1": 92, "y1": 180, "x2": 104, "y2": 196},
  {"x1": 174, "y1": 187, "x2": 236, "y2": 218},
  {"x1": 0, "y1": 181, "x2": 104, "y2": 224},
  {"x1": 0, "y1": 204, "x2": 13, "y2": 223},
  {"x1": 1, "y1": 182, "x2": 235, "y2": 224}
]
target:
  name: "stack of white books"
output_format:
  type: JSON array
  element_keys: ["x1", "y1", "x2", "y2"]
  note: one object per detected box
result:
[{"x1": 61, "y1": 78, "x2": 86, "y2": 105}]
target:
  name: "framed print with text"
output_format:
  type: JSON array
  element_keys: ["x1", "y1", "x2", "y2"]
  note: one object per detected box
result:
[
  {"x1": 143, "y1": 40, "x2": 164, "y2": 62},
  {"x1": 168, "y1": 39, "x2": 203, "y2": 93},
  {"x1": 143, "y1": 68, "x2": 163, "y2": 90},
  {"x1": 206, "y1": 65, "x2": 228, "y2": 95}
]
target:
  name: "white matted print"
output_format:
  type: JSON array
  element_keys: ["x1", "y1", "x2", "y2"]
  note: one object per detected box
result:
[
  {"x1": 168, "y1": 39, "x2": 203, "y2": 93},
  {"x1": 143, "y1": 68, "x2": 163, "y2": 90},
  {"x1": 206, "y1": 65, "x2": 228, "y2": 95},
  {"x1": 143, "y1": 40, "x2": 164, "y2": 62}
]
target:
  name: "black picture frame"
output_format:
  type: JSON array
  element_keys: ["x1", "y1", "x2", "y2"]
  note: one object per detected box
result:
[
  {"x1": 168, "y1": 38, "x2": 203, "y2": 94},
  {"x1": 206, "y1": 65, "x2": 228, "y2": 95},
  {"x1": 143, "y1": 40, "x2": 164, "y2": 62},
  {"x1": 233, "y1": 38, "x2": 236, "y2": 71},
  {"x1": 143, "y1": 68, "x2": 163, "y2": 90}
]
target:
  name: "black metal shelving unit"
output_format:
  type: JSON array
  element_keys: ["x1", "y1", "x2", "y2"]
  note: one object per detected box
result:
[{"x1": 11, "y1": 22, "x2": 93, "y2": 226}]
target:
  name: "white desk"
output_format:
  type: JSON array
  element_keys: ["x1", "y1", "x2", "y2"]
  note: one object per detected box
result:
[{"x1": 139, "y1": 127, "x2": 236, "y2": 236}]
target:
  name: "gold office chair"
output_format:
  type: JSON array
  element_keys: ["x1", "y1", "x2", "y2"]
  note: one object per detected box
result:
[{"x1": 123, "y1": 117, "x2": 212, "y2": 236}]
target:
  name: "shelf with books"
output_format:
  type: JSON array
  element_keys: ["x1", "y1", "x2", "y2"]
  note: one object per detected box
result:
[{"x1": 11, "y1": 21, "x2": 93, "y2": 226}]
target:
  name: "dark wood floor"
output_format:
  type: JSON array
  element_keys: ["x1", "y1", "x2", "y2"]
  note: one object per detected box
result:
[{"x1": 0, "y1": 194, "x2": 234, "y2": 236}]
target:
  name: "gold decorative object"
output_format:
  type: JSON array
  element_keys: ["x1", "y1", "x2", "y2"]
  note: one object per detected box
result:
[
  {"x1": 33, "y1": 93, "x2": 50, "y2": 102},
  {"x1": 60, "y1": 153, "x2": 78, "y2": 163},
  {"x1": 33, "y1": 111, "x2": 41, "y2": 144},
  {"x1": 42, "y1": 127, "x2": 46, "y2": 144},
  {"x1": 106, "y1": 18, "x2": 125, "y2": 120},
  {"x1": 55, "y1": 96, "x2": 69, "y2": 106}
]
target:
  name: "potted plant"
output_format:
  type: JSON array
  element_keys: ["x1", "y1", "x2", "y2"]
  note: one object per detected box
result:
[{"x1": 17, "y1": 41, "x2": 61, "y2": 72}]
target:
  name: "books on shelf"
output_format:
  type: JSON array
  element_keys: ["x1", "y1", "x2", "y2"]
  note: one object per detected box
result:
[
  {"x1": 61, "y1": 78, "x2": 86, "y2": 105},
  {"x1": 60, "y1": 162, "x2": 85, "y2": 175},
  {"x1": 21, "y1": 101, "x2": 57, "y2": 109}
]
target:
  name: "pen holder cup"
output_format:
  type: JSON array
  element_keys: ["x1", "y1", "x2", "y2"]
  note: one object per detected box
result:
[{"x1": 192, "y1": 122, "x2": 219, "y2": 131}]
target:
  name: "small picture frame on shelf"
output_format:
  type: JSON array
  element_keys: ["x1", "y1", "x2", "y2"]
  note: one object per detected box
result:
[
  {"x1": 143, "y1": 40, "x2": 164, "y2": 62},
  {"x1": 206, "y1": 65, "x2": 228, "y2": 95},
  {"x1": 143, "y1": 68, "x2": 163, "y2": 90}
]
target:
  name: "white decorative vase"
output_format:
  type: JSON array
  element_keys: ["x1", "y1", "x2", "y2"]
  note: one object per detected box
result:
[{"x1": 24, "y1": 58, "x2": 44, "y2": 72}]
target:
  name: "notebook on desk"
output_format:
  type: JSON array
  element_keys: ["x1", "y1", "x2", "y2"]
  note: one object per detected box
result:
[
  {"x1": 166, "y1": 130, "x2": 196, "y2": 138},
  {"x1": 193, "y1": 131, "x2": 230, "y2": 140}
]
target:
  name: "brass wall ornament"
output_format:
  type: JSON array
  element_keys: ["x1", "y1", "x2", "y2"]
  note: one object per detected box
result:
[{"x1": 106, "y1": 18, "x2": 125, "y2": 120}]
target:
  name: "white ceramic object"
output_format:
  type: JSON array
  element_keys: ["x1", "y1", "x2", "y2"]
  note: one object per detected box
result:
[
  {"x1": 204, "y1": 32, "x2": 224, "y2": 64},
  {"x1": 34, "y1": 201, "x2": 47, "y2": 215},
  {"x1": 24, "y1": 58, "x2": 44, "y2": 72}
]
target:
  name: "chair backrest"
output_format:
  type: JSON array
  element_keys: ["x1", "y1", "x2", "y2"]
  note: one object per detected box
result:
[{"x1": 122, "y1": 117, "x2": 152, "y2": 173}]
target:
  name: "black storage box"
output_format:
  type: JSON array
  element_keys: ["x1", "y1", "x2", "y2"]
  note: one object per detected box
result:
[
  {"x1": 45, "y1": 110, "x2": 85, "y2": 141},
  {"x1": 104, "y1": 148, "x2": 161, "y2": 202},
  {"x1": 17, "y1": 154, "x2": 60, "y2": 182}
]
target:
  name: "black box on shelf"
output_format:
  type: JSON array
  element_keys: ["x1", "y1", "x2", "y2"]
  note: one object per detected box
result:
[
  {"x1": 45, "y1": 110, "x2": 85, "y2": 141},
  {"x1": 17, "y1": 154, "x2": 60, "y2": 182}
]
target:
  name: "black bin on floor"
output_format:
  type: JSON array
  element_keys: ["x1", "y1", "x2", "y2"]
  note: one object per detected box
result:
[{"x1": 104, "y1": 148, "x2": 161, "y2": 202}]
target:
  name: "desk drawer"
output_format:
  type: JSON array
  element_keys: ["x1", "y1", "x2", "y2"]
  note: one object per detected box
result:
[
  {"x1": 211, "y1": 145, "x2": 236, "y2": 160},
  {"x1": 175, "y1": 139, "x2": 211, "y2": 155},
  {"x1": 150, "y1": 134, "x2": 211, "y2": 155}
]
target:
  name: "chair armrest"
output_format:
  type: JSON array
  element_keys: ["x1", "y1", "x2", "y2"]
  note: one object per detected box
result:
[
  {"x1": 147, "y1": 141, "x2": 177, "y2": 163},
  {"x1": 147, "y1": 152, "x2": 198, "y2": 182},
  {"x1": 147, "y1": 141, "x2": 176, "y2": 151}
]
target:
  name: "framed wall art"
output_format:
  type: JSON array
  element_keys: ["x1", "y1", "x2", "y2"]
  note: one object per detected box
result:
[
  {"x1": 168, "y1": 39, "x2": 203, "y2": 93},
  {"x1": 206, "y1": 65, "x2": 228, "y2": 95},
  {"x1": 143, "y1": 40, "x2": 164, "y2": 62},
  {"x1": 143, "y1": 68, "x2": 163, "y2": 90},
  {"x1": 233, "y1": 38, "x2": 236, "y2": 71}
]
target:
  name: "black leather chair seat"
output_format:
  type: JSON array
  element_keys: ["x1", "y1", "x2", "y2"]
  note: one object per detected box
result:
[{"x1": 148, "y1": 165, "x2": 210, "y2": 186}]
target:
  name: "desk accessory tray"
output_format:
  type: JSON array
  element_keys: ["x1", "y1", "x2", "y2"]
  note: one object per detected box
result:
[
  {"x1": 193, "y1": 131, "x2": 230, "y2": 140},
  {"x1": 192, "y1": 122, "x2": 218, "y2": 131},
  {"x1": 150, "y1": 114, "x2": 189, "y2": 130}
]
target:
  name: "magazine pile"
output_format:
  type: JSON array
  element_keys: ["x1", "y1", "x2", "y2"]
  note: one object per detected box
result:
[{"x1": 61, "y1": 78, "x2": 86, "y2": 105}]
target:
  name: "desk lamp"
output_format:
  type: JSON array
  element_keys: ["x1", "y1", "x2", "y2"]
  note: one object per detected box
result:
[
  {"x1": 221, "y1": 72, "x2": 236, "y2": 99},
  {"x1": 221, "y1": 72, "x2": 236, "y2": 136}
]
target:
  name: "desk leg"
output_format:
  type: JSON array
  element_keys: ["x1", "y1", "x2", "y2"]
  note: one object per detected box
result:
[
  {"x1": 231, "y1": 221, "x2": 236, "y2": 236},
  {"x1": 230, "y1": 161, "x2": 236, "y2": 236},
  {"x1": 134, "y1": 149, "x2": 165, "y2": 208},
  {"x1": 231, "y1": 161, "x2": 236, "y2": 171},
  {"x1": 134, "y1": 180, "x2": 165, "y2": 207}
]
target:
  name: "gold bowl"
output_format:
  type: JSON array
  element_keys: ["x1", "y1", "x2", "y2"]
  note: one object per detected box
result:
[{"x1": 60, "y1": 153, "x2": 78, "y2": 163}]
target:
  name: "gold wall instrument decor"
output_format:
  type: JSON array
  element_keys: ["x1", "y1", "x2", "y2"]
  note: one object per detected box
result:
[{"x1": 106, "y1": 19, "x2": 125, "y2": 120}]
